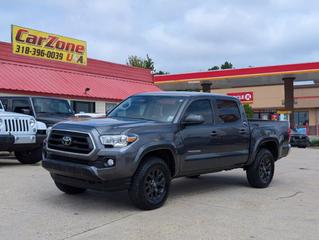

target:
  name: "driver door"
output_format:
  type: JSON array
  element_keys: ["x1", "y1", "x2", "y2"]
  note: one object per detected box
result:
[{"x1": 179, "y1": 99, "x2": 216, "y2": 173}]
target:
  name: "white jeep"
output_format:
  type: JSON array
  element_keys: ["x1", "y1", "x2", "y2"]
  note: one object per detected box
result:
[{"x1": 0, "y1": 100, "x2": 46, "y2": 164}]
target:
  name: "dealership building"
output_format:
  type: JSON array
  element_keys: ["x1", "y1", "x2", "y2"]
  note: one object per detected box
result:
[
  {"x1": 154, "y1": 63, "x2": 319, "y2": 136},
  {"x1": 0, "y1": 41, "x2": 159, "y2": 114}
]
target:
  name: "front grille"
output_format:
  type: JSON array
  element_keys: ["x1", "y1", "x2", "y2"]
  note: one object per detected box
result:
[
  {"x1": 48, "y1": 130, "x2": 94, "y2": 154},
  {"x1": 4, "y1": 118, "x2": 29, "y2": 133}
]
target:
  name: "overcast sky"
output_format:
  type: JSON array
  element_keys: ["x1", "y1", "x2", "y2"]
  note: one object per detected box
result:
[{"x1": 1, "y1": 0, "x2": 319, "y2": 73}]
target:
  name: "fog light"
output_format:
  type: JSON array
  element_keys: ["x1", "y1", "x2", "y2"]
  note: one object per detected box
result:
[{"x1": 106, "y1": 159, "x2": 115, "y2": 167}]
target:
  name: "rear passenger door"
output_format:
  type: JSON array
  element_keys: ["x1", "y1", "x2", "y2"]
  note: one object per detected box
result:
[{"x1": 211, "y1": 98, "x2": 250, "y2": 167}]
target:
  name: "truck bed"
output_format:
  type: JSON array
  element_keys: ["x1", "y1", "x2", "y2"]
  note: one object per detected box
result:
[{"x1": 248, "y1": 119, "x2": 290, "y2": 160}]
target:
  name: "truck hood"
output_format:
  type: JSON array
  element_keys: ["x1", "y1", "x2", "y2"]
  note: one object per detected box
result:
[
  {"x1": 36, "y1": 114, "x2": 75, "y2": 126},
  {"x1": 55, "y1": 117, "x2": 166, "y2": 134}
]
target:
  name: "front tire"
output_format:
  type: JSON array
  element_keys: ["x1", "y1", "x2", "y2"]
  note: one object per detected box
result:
[
  {"x1": 15, "y1": 147, "x2": 42, "y2": 164},
  {"x1": 129, "y1": 157, "x2": 171, "y2": 210},
  {"x1": 54, "y1": 182, "x2": 86, "y2": 194},
  {"x1": 246, "y1": 149, "x2": 274, "y2": 188}
]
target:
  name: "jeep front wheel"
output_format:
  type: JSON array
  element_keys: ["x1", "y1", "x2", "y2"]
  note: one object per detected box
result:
[
  {"x1": 15, "y1": 147, "x2": 42, "y2": 164},
  {"x1": 129, "y1": 157, "x2": 171, "y2": 210}
]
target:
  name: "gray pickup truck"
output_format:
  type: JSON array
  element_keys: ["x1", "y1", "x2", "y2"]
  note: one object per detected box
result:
[{"x1": 43, "y1": 92, "x2": 290, "y2": 210}]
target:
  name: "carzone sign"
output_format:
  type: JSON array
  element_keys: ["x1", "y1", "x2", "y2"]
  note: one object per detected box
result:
[
  {"x1": 11, "y1": 25, "x2": 87, "y2": 65},
  {"x1": 227, "y1": 91, "x2": 254, "y2": 103}
]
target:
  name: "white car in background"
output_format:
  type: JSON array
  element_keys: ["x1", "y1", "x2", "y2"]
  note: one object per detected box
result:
[{"x1": 0, "y1": 100, "x2": 46, "y2": 164}]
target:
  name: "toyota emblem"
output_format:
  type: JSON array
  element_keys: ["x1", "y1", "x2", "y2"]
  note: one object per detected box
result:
[{"x1": 61, "y1": 136, "x2": 72, "y2": 146}]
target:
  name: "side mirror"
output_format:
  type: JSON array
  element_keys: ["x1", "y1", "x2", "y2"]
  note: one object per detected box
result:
[{"x1": 182, "y1": 114, "x2": 205, "y2": 126}]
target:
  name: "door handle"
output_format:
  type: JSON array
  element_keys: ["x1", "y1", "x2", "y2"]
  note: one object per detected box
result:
[
  {"x1": 239, "y1": 128, "x2": 247, "y2": 134},
  {"x1": 210, "y1": 131, "x2": 218, "y2": 137}
]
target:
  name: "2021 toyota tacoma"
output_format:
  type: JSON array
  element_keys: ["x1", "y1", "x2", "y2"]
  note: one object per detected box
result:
[{"x1": 42, "y1": 92, "x2": 290, "y2": 210}]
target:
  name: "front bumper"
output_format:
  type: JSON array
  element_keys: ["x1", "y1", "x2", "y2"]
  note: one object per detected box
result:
[
  {"x1": 42, "y1": 159, "x2": 132, "y2": 191},
  {"x1": 290, "y1": 137, "x2": 310, "y2": 147},
  {"x1": 42, "y1": 127, "x2": 140, "y2": 191},
  {"x1": 0, "y1": 133, "x2": 46, "y2": 152}
]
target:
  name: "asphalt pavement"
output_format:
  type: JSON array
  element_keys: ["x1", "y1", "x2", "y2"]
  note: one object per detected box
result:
[{"x1": 0, "y1": 148, "x2": 318, "y2": 240}]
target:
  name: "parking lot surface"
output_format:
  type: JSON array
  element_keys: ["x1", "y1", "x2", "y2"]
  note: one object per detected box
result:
[{"x1": 0, "y1": 148, "x2": 318, "y2": 240}]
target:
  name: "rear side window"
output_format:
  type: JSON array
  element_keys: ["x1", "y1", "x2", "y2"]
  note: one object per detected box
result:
[
  {"x1": 184, "y1": 99, "x2": 213, "y2": 124},
  {"x1": 216, "y1": 99, "x2": 241, "y2": 123}
]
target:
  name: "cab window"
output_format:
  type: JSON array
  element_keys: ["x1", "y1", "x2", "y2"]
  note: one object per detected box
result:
[
  {"x1": 216, "y1": 99, "x2": 241, "y2": 123},
  {"x1": 184, "y1": 99, "x2": 213, "y2": 124},
  {"x1": 12, "y1": 99, "x2": 33, "y2": 115}
]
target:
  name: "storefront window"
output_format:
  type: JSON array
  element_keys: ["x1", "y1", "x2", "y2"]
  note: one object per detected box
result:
[
  {"x1": 71, "y1": 101, "x2": 95, "y2": 113},
  {"x1": 294, "y1": 111, "x2": 309, "y2": 127}
]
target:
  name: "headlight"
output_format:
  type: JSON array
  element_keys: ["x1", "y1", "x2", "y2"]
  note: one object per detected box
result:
[
  {"x1": 29, "y1": 119, "x2": 36, "y2": 127},
  {"x1": 100, "y1": 134, "x2": 137, "y2": 147}
]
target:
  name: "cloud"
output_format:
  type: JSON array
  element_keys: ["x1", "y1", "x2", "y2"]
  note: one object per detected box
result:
[{"x1": 1, "y1": 0, "x2": 319, "y2": 73}]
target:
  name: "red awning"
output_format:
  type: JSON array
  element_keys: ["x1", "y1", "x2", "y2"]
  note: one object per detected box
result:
[{"x1": 0, "y1": 60, "x2": 159, "y2": 101}]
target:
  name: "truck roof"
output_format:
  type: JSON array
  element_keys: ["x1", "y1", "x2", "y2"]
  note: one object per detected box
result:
[
  {"x1": 136, "y1": 91, "x2": 239, "y2": 100},
  {"x1": 0, "y1": 96, "x2": 68, "y2": 101}
]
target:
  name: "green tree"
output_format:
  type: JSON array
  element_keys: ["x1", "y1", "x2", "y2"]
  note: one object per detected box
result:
[
  {"x1": 244, "y1": 104, "x2": 254, "y2": 119},
  {"x1": 127, "y1": 54, "x2": 155, "y2": 72},
  {"x1": 208, "y1": 61, "x2": 233, "y2": 71},
  {"x1": 127, "y1": 55, "x2": 143, "y2": 67},
  {"x1": 154, "y1": 70, "x2": 169, "y2": 75},
  {"x1": 221, "y1": 61, "x2": 233, "y2": 69},
  {"x1": 208, "y1": 66, "x2": 220, "y2": 71},
  {"x1": 143, "y1": 54, "x2": 154, "y2": 70}
]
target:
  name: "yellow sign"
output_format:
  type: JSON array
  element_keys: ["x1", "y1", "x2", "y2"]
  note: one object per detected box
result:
[
  {"x1": 277, "y1": 110, "x2": 291, "y2": 114},
  {"x1": 11, "y1": 25, "x2": 87, "y2": 65}
]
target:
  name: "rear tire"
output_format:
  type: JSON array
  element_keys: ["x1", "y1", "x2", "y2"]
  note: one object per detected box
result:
[
  {"x1": 129, "y1": 157, "x2": 171, "y2": 210},
  {"x1": 54, "y1": 182, "x2": 86, "y2": 194},
  {"x1": 246, "y1": 149, "x2": 274, "y2": 188},
  {"x1": 15, "y1": 147, "x2": 42, "y2": 164}
]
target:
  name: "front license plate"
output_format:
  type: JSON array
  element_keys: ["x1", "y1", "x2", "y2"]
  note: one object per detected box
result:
[{"x1": 14, "y1": 135, "x2": 36, "y2": 144}]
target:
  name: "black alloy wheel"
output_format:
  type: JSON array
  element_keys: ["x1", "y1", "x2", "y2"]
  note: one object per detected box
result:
[
  {"x1": 246, "y1": 148, "x2": 275, "y2": 188},
  {"x1": 129, "y1": 157, "x2": 171, "y2": 210},
  {"x1": 259, "y1": 155, "x2": 273, "y2": 184},
  {"x1": 144, "y1": 167, "x2": 167, "y2": 204}
]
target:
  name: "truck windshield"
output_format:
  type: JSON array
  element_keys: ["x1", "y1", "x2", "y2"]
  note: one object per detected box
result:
[
  {"x1": 32, "y1": 98, "x2": 73, "y2": 115},
  {"x1": 108, "y1": 96, "x2": 185, "y2": 122},
  {"x1": 0, "y1": 101, "x2": 3, "y2": 111}
]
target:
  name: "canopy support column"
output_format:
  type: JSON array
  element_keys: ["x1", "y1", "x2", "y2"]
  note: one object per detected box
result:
[
  {"x1": 283, "y1": 77, "x2": 295, "y2": 127},
  {"x1": 201, "y1": 81, "x2": 212, "y2": 93}
]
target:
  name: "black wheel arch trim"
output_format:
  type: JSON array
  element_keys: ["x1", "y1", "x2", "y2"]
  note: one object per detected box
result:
[
  {"x1": 133, "y1": 143, "x2": 179, "y2": 177},
  {"x1": 247, "y1": 137, "x2": 279, "y2": 166}
]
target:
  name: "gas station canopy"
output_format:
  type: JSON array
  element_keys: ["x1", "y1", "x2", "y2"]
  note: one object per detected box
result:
[{"x1": 154, "y1": 62, "x2": 319, "y2": 91}]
